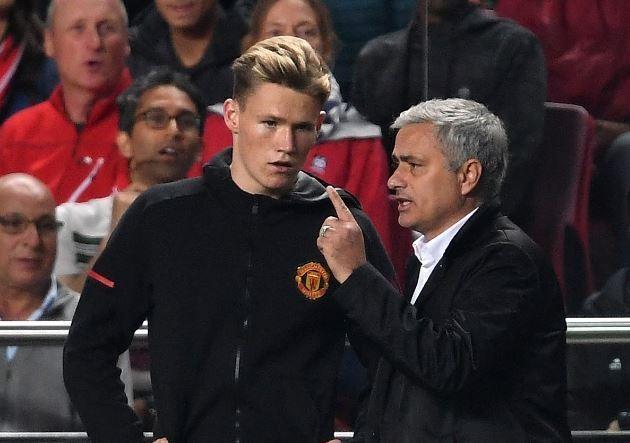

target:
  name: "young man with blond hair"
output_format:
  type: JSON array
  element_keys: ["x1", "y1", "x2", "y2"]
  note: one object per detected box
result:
[{"x1": 64, "y1": 36, "x2": 393, "y2": 443}]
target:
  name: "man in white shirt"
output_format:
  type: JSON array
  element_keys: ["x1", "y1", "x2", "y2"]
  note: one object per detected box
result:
[
  {"x1": 319, "y1": 98, "x2": 570, "y2": 441},
  {"x1": 55, "y1": 68, "x2": 205, "y2": 292}
]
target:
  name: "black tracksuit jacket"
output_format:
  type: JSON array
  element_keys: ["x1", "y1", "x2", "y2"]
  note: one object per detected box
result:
[{"x1": 63, "y1": 150, "x2": 394, "y2": 442}]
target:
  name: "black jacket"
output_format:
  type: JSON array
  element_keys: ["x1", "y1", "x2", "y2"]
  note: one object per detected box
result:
[
  {"x1": 128, "y1": 6, "x2": 246, "y2": 106},
  {"x1": 332, "y1": 203, "x2": 570, "y2": 442},
  {"x1": 63, "y1": 150, "x2": 394, "y2": 443},
  {"x1": 352, "y1": 7, "x2": 546, "y2": 226}
]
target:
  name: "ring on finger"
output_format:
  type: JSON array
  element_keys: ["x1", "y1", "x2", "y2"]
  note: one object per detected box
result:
[{"x1": 319, "y1": 225, "x2": 332, "y2": 237}]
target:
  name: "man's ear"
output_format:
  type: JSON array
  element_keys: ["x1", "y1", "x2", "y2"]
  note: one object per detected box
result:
[
  {"x1": 223, "y1": 99, "x2": 239, "y2": 134},
  {"x1": 44, "y1": 29, "x2": 54, "y2": 58},
  {"x1": 116, "y1": 131, "x2": 133, "y2": 159},
  {"x1": 316, "y1": 111, "x2": 326, "y2": 132},
  {"x1": 459, "y1": 159, "x2": 482, "y2": 197}
]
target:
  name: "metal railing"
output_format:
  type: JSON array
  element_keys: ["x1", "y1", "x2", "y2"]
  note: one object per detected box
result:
[
  {"x1": 3, "y1": 318, "x2": 630, "y2": 441},
  {"x1": 3, "y1": 318, "x2": 630, "y2": 345}
]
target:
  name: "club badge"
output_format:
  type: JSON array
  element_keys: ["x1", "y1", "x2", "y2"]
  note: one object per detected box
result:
[{"x1": 295, "y1": 262, "x2": 330, "y2": 300}]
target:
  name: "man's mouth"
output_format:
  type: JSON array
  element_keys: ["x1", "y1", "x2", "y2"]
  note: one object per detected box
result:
[
  {"x1": 15, "y1": 257, "x2": 42, "y2": 268},
  {"x1": 159, "y1": 147, "x2": 180, "y2": 159},
  {"x1": 269, "y1": 161, "x2": 295, "y2": 173},
  {"x1": 85, "y1": 59, "x2": 104, "y2": 70},
  {"x1": 395, "y1": 196, "x2": 413, "y2": 211}
]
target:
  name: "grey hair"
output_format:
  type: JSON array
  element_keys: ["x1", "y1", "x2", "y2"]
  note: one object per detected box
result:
[
  {"x1": 46, "y1": 0, "x2": 129, "y2": 28},
  {"x1": 391, "y1": 98, "x2": 508, "y2": 202}
]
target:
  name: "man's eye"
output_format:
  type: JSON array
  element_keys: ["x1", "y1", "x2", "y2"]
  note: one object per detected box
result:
[
  {"x1": 263, "y1": 120, "x2": 277, "y2": 128},
  {"x1": 38, "y1": 220, "x2": 58, "y2": 231},
  {"x1": 295, "y1": 124, "x2": 314, "y2": 132},
  {"x1": 5, "y1": 219, "x2": 23, "y2": 229}
]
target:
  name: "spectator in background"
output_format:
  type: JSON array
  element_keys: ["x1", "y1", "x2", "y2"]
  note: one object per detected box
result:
[
  {"x1": 128, "y1": 0, "x2": 247, "y2": 107},
  {"x1": 203, "y1": 0, "x2": 409, "y2": 282},
  {"x1": 0, "y1": 0, "x2": 131, "y2": 204},
  {"x1": 0, "y1": 0, "x2": 58, "y2": 124},
  {"x1": 353, "y1": 0, "x2": 546, "y2": 228},
  {"x1": 55, "y1": 68, "x2": 204, "y2": 293},
  {"x1": 0, "y1": 173, "x2": 81, "y2": 431},
  {"x1": 322, "y1": 0, "x2": 415, "y2": 98}
]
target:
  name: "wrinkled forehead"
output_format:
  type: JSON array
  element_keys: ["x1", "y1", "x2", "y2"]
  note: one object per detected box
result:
[
  {"x1": 0, "y1": 185, "x2": 56, "y2": 218},
  {"x1": 50, "y1": 0, "x2": 127, "y2": 29}
]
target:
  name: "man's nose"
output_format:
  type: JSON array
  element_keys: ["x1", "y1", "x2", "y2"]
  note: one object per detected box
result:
[
  {"x1": 20, "y1": 223, "x2": 43, "y2": 248},
  {"x1": 86, "y1": 26, "x2": 105, "y2": 50},
  {"x1": 277, "y1": 128, "x2": 296, "y2": 152},
  {"x1": 387, "y1": 167, "x2": 403, "y2": 190}
]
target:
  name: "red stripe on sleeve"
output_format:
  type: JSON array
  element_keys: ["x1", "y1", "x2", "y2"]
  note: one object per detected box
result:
[{"x1": 87, "y1": 270, "x2": 115, "y2": 288}]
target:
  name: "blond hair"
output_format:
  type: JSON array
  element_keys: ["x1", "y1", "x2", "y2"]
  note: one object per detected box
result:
[{"x1": 232, "y1": 35, "x2": 331, "y2": 108}]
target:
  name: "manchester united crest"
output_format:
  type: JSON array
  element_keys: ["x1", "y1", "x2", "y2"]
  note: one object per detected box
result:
[{"x1": 295, "y1": 262, "x2": 330, "y2": 300}]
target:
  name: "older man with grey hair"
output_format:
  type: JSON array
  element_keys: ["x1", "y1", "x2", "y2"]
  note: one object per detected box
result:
[
  {"x1": 318, "y1": 98, "x2": 570, "y2": 441},
  {"x1": 0, "y1": 0, "x2": 131, "y2": 204}
]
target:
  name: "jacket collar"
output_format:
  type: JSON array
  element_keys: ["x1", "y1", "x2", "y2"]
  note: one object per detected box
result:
[
  {"x1": 412, "y1": 199, "x2": 503, "y2": 306},
  {"x1": 48, "y1": 69, "x2": 132, "y2": 125}
]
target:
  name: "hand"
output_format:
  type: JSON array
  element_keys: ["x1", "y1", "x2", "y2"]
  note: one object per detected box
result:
[
  {"x1": 153, "y1": 439, "x2": 169, "y2": 443},
  {"x1": 317, "y1": 186, "x2": 367, "y2": 283}
]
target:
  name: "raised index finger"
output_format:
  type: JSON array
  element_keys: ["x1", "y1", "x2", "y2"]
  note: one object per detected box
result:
[{"x1": 326, "y1": 185, "x2": 355, "y2": 222}]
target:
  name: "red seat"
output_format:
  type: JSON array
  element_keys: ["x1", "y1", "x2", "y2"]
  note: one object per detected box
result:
[{"x1": 528, "y1": 102, "x2": 596, "y2": 311}]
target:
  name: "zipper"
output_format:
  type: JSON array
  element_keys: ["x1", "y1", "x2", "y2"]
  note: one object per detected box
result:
[{"x1": 233, "y1": 199, "x2": 259, "y2": 443}]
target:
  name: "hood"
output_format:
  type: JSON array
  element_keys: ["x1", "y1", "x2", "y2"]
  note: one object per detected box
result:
[
  {"x1": 319, "y1": 75, "x2": 381, "y2": 141},
  {"x1": 202, "y1": 148, "x2": 362, "y2": 208}
]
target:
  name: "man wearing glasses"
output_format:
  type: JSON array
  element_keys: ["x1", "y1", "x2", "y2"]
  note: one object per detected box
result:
[
  {"x1": 55, "y1": 68, "x2": 205, "y2": 294},
  {"x1": 0, "y1": 173, "x2": 81, "y2": 431}
]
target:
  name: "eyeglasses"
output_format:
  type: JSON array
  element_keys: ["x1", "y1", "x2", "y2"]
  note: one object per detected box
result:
[
  {"x1": 134, "y1": 108, "x2": 201, "y2": 133},
  {"x1": 0, "y1": 214, "x2": 63, "y2": 235}
]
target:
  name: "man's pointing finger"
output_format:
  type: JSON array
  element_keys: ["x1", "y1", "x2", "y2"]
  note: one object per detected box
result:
[{"x1": 326, "y1": 185, "x2": 355, "y2": 222}]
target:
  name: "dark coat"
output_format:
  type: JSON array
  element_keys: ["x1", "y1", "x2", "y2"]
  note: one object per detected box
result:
[
  {"x1": 63, "y1": 149, "x2": 393, "y2": 443},
  {"x1": 128, "y1": 5, "x2": 246, "y2": 106},
  {"x1": 352, "y1": 7, "x2": 546, "y2": 226},
  {"x1": 332, "y1": 203, "x2": 571, "y2": 442}
]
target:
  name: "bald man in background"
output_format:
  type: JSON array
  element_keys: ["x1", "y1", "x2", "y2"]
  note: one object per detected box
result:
[{"x1": 0, "y1": 173, "x2": 81, "y2": 431}]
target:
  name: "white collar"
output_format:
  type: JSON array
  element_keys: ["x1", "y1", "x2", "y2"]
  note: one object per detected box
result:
[{"x1": 412, "y1": 207, "x2": 479, "y2": 268}]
